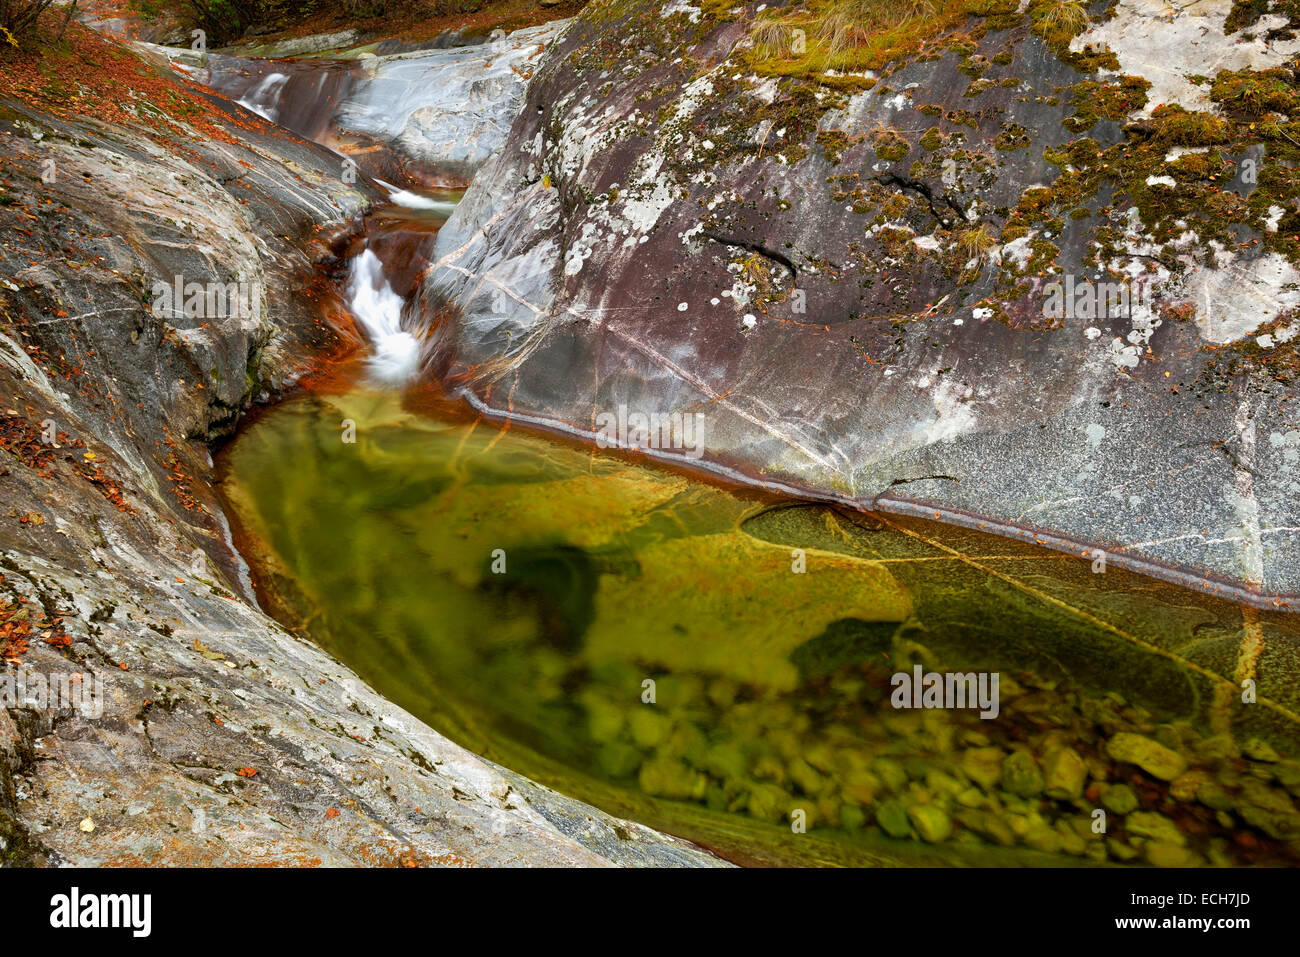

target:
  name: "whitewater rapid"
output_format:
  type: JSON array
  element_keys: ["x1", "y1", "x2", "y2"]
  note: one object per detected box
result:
[{"x1": 346, "y1": 247, "x2": 423, "y2": 385}]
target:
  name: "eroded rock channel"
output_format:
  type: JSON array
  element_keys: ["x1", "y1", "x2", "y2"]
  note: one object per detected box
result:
[{"x1": 2, "y1": 0, "x2": 1300, "y2": 868}]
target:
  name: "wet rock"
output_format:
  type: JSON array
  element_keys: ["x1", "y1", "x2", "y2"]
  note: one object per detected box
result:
[
  {"x1": 1237, "y1": 779, "x2": 1299, "y2": 840},
  {"x1": 788, "y1": 758, "x2": 825, "y2": 796},
  {"x1": 875, "y1": 800, "x2": 913, "y2": 839},
  {"x1": 1146, "y1": 843, "x2": 1199, "y2": 868},
  {"x1": 747, "y1": 783, "x2": 795, "y2": 824},
  {"x1": 839, "y1": 804, "x2": 866, "y2": 830},
  {"x1": 957, "y1": 809, "x2": 1016, "y2": 847},
  {"x1": 1126, "y1": 811, "x2": 1187, "y2": 846},
  {"x1": 627, "y1": 707, "x2": 671, "y2": 748},
  {"x1": 639, "y1": 757, "x2": 705, "y2": 802},
  {"x1": 1101, "y1": 783, "x2": 1140, "y2": 816},
  {"x1": 1001, "y1": 751, "x2": 1045, "y2": 799},
  {"x1": 1042, "y1": 746, "x2": 1087, "y2": 800},
  {"x1": 1275, "y1": 762, "x2": 1300, "y2": 798},
  {"x1": 1243, "y1": 738, "x2": 1282, "y2": 762},
  {"x1": 424, "y1": 0, "x2": 1300, "y2": 604},
  {"x1": 1196, "y1": 780, "x2": 1234, "y2": 812},
  {"x1": 961, "y1": 747, "x2": 1005, "y2": 791},
  {"x1": 1106, "y1": 733, "x2": 1188, "y2": 782},
  {"x1": 871, "y1": 757, "x2": 909, "y2": 792},
  {"x1": 906, "y1": 804, "x2": 953, "y2": 844},
  {"x1": 1169, "y1": 769, "x2": 1210, "y2": 802}
]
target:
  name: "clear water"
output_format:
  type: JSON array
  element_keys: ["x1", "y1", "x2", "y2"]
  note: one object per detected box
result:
[{"x1": 219, "y1": 386, "x2": 1300, "y2": 867}]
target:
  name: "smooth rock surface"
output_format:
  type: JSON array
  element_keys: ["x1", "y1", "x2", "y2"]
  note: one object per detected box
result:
[
  {"x1": 422, "y1": 0, "x2": 1300, "y2": 604},
  {"x1": 0, "y1": 40, "x2": 721, "y2": 867},
  {"x1": 190, "y1": 21, "x2": 569, "y2": 183}
]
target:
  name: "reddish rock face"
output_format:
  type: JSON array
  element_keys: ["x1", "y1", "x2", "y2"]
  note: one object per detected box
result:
[{"x1": 425, "y1": 1, "x2": 1300, "y2": 606}]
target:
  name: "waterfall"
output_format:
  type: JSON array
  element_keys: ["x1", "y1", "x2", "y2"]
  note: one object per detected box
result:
[
  {"x1": 346, "y1": 247, "x2": 423, "y2": 385},
  {"x1": 236, "y1": 72, "x2": 289, "y2": 122},
  {"x1": 375, "y1": 178, "x2": 460, "y2": 217}
]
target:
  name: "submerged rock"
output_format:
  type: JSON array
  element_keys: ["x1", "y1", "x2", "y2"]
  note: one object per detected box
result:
[
  {"x1": 1107, "y1": 733, "x2": 1189, "y2": 782},
  {"x1": 906, "y1": 803, "x2": 953, "y2": 843}
]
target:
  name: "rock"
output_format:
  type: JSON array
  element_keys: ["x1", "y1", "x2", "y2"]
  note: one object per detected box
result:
[
  {"x1": 924, "y1": 769, "x2": 965, "y2": 799},
  {"x1": 957, "y1": 809, "x2": 1016, "y2": 847},
  {"x1": 871, "y1": 757, "x2": 909, "y2": 792},
  {"x1": 746, "y1": 783, "x2": 795, "y2": 824},
  {"x1": 1169, "y1": 770, "x2": 1209, "y2": 802},
  {"x1": 1101, "y1": 783, "x2": 1140, "y2": 816},
  {"x1": 0, "y1": 34, "x2": 723, "y2": 868},
  {"x1": 627, "y1": 707, "x2": 671, "y2": 748},
  {"x1": 1274, "y1": 761, "x2": 1300, "y2": 797},
  {"x1": 906, "y1": 804, "x2": 953, "y2": 843},
  {"x1": 1243, "y1": 738, "x2": 1282, "y2": 762},
  {"x1": 1042, "y1": 746, "x2": 1088, "y2": 800},
  {"x1": 788, "y1": 757, "x2": 825, "y2": 796},
  {"x1": 1146, "y1": 843, "x2": 1199, "y2": 868},
  {"x1": 1108, "y1": 838, "x2": 1140, "y2": 862},
  {"x1": 1001, "y1": 751, "x2": 1045, "y2": 799},
  {"x1": 839, "y1": 804, "x2": 866, "y2": 830},
  {"x1": 584, "y1": 695, "x2": 625, "y2": 741},
  {"x1": 423, "y1": 0, "x2": 1300, "y2": 604},
  {"x1": 639, "y1": 757, "x2": 704, "y2": 801},
  {"x1": 961, "y1": 747, "x2": 1005, "y2": 791},
  {"x1": 1126, "y1": 811, "x2": 1187, "y2": 846},
  {"x1": 218, "y1": 29, "x2": 366, "y2": 58},
  {"x1": 1106, "y1": 733, "x2": 1188, "y2": 781},
  {"x1": 596, "y1": 742, "x2": 642, "y2": 778},
  {"x1": 1237, "y1": 779, "x2": 1299, "y2": 840},
  {"x1": 1197, "y1": 781, "x2": 1234, "y2": 812},
  {"x1": 875, "y1": 800, "x2": 913, "y2": 839}
]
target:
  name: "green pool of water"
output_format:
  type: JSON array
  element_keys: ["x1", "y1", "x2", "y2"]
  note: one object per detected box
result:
[{"x1": 219, "y1": 387, "x2": 1300, "y2": 866}]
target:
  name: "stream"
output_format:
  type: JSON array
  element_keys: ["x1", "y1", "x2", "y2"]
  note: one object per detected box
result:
[{"x1": 210, "y1": 37, "x2": 1300, "y2": 868}]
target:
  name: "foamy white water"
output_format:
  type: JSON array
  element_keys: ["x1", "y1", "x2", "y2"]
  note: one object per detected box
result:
[
  {"x1": 347, "y1": 247, "x2": 422, "y2": 385},
  {"x1": 237, "y1": 73, "x2": 289, "y2": 122},
  {"x1": 375, "y1": 179, "x2": 460, "y2": 217}
]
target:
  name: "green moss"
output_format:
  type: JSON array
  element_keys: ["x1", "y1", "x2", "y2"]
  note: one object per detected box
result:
[
  {"x1": 994, "y1": 122, "x2": 1031, "y2": 150},
  {"x1": 1150, "y1": 105, "x2": 1234, "y2": 146},
  {"x1": 816, "y1": 129, "x2": 853, "y2": 164},
  {"x1": 1211, "y1": 67, "x2": 1300, "y2": 120},
  {"x1": 873, "y1": 128, "x2": 911, "y2": 161},
  {"x1": 1065, "y1": 76, "x2": 1150, "y2": 133}
]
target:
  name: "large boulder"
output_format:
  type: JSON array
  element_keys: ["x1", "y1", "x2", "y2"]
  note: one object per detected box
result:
[{"x1": 423, "y1": 0, "x2": 1300, "y2": 606}]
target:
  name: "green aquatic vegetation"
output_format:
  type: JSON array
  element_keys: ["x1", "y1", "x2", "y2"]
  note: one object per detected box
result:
[{"x1": 220, "y1": 390, "x2": 1300, "y2": 866}]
